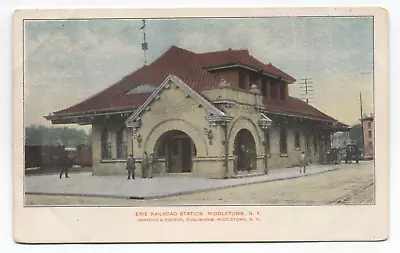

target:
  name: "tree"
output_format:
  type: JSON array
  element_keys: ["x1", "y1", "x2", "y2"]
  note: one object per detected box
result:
[
  {"x1": 349, "y1": 123, "x2": 364, "y2": 149},
  {"x1": 25, "y1": 125, "x2": 92, "y2": 146}
]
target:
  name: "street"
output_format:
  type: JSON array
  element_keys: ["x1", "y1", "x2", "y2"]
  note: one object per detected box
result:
[{"x1": 25, "y1": 161, "x2": 374, "y2": 206}]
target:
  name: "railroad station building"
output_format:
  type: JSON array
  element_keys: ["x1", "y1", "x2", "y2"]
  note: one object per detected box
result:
[{"x1": 45, "y1": 45, "x2": 349, "y2": 178}]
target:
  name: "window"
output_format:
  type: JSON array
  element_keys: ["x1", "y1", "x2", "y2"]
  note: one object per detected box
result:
[
  {"x1": 116, "y1": 128, "x2": 127, "y2": 158},
  {"x1": 261, "y1": 80, "x2": 266, "y2": 97},
  {"x1": 261, "y1": 77, "x2": 269, "y2": 98},
  {"x1": 279, "y1": 129, "x2": 288, "y2": 154},
  {"x1": 127, "y1": 84, "x2": 157, "y2": 94},
  {"x1": 270, "y1": 82, "x2": 278, "y2": 99},
  {"x1": 238, "y1": 72, "x2": 246, "y2": 89},
  {"x1": 368, "y1": 130, "x2": 372, "y2": 139},
  {"x1": 280, "y1": 84, "x2": 285, "y2": 100},
  {"x1": 313, "y1": 134, "x2": 318, "y2": 153},
  {"x1": 101, "y1": 129, "x2": 112, "y2": 159},
  {"x1": 249, "y1": 75, "x2": 257, "y2": 87},
  {"x1": 294, "y1": 131, "x2": 301, "y2": 149}
]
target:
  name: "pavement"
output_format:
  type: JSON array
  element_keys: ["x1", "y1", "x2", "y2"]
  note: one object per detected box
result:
[{"x1": 25, "y1": 163, "x2": 344, "y2": 199}]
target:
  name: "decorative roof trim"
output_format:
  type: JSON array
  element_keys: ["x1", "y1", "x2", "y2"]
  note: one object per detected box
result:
[
  {"x1": 260, "y1": 113, "x2": 273, "y2": 123},
  {"x1": 125, "y1": 75, "x2": 228, "y2": 127},
  {"x1": 44, "y1": 108, "x2": 136, "y2": 121},
  {"x1": 212, "y1": 99, "x2": 237, "y2": 105},
  {"x1": 258, "y1": 113, "x2": 273, "y2": 129}
]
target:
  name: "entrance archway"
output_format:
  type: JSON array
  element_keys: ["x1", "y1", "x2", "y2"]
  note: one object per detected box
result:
[
  {"x1": 154, "y1": 130, "x2": 197, "y2": 173},
  {"x1": 233, "y1": 129, "x2": 257, "y2": 172}
]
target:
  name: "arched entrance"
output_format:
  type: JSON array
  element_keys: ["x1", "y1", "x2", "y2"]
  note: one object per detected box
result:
[
  {"x1": 233, "y1": 129, "x2": 257, "y2": 172},
  {"x1": 154, "y1": 130, "x2": 197, "y2": 173}
]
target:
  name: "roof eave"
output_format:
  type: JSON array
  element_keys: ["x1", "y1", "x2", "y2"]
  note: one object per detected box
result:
[
  {"x1": 44, "y1": 107, "x2": 137, "y2": 121},
  {"x1": 204, "y1": 64, "x2": 295, "y2": 83},
  {"x1": 263, "y1": 108, "x2": 337, "y2": 123}
]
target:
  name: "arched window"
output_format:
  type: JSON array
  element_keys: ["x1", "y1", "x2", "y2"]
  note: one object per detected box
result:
[{"x1": 279, "y1": 129, "x2": 288, "y2": 154}]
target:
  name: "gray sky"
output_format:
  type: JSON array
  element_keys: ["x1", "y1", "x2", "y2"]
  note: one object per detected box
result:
[{"x1": 24, "y1": 17, "x2": 374, "y2": 129}]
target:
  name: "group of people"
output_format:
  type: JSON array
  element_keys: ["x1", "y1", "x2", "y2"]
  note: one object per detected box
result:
[{"x1": 125, "y1": 152, "x2": 156, "y2": 180}]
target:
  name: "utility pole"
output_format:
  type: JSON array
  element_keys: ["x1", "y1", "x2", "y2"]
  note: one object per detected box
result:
[
  {"x1": 299, "y1": 78, "x2": 314, "y2": 104},
  {"x1": 140, "y1": 19, "x2": 148, "y2": 66},
  {"x1": 359, "y1": 92, "x2": 365, "y2": 151}
]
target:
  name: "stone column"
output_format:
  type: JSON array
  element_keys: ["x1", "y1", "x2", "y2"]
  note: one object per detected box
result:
[
  {"x1": 127, "y1": 127, "x2": 133, "y2": 156},
  {"x1": 91, "y1": 124, "x2": 101, "y2": 174},
  {"x1": 263, "y1": 127, "x2": 270, "y2": 175}
]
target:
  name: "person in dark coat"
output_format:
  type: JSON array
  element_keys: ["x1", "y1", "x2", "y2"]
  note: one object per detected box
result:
[
  {"x1": 60, "y1": 152, "x2": 73, "y2": 179},
  {"x1": 126, "y1": 154, "x2": 136, "y2": 180},
  {"x1": 141, "y1": 152, "x2": 150, "y2": 178},
  {"x1": 59, "y1": 166, "x2": 69, "y2": 179}
]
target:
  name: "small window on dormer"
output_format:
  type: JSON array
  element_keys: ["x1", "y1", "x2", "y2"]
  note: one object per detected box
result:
[
  {"x1": 127, "y1": 84, "x2": 157, "y2": 94},
  {"x1": 239, "y1": 73, "x2": 246, "y2": 89},
  {"x1": 280, "y1": 84, "x2": 285, "y2": 100}
]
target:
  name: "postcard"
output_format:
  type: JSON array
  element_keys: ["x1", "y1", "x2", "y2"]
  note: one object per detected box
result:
[{"x1": 13, "y1": 7, "x2": 389, "y2": 243}]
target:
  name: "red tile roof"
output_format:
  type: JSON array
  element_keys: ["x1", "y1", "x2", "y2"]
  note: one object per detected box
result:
[
  {"x1": 53, "y1": 46, "x2": 221, "y2": 116},
  {"x1": 264, "y1": 96, "x2": 336, "y2": 121},
  {"x1": 50, "y1": 45, "x2": 343, "y2": 125}
]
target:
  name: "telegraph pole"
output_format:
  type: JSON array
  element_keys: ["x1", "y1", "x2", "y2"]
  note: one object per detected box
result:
[
  {"x1": 140, "y1": 19, "x2": 148, "y2": 66},
  {"x1": 359, "y1": 92, "x2": 365, "y2": 150},
  {"x1": 299, "y1": 78, "x2": 314, "y2": 104}
]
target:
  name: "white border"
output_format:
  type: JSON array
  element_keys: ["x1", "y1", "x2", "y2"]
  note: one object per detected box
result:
[{"x1": 2, "y1": 1, "x2": 399, "y2": 252}]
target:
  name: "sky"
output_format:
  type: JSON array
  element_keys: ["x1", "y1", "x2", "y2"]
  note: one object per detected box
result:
[{"x1": 24, "y1": 17, "x2": 374, "y2": 129}]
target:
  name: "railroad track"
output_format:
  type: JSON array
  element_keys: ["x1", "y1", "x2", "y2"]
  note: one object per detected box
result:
[{"x1": 329, "y1": 180, "x2": 375, "y2": 204}]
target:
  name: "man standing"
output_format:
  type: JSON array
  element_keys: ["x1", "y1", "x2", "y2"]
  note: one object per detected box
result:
[
  {"x1": 59, "y1": 165, "x2": 69, "y2": 179},
  {"x1": 141, "y1": 152, "x2": 150, "y2": 178},
  {"x1": 60, "y1": 152, "x2": 73, "y2": 179},
  {"x1": 126, "y1": 154, "x2": 136, "y2": 180},
  {"x1": 299, "y1": 151, "x2": 307, "y2": 173}
]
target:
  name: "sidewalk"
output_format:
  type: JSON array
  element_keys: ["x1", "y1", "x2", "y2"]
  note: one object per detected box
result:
[{"x1": 25, "y1": 164, "x2": 341, "y2": 200}]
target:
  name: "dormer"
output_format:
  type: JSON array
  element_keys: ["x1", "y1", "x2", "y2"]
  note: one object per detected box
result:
[
  {"x1": 207, "y1": 67, "x2": 290, "y2": 102},
  {"x1": 196, "y1": 48, "x2": 295, "y2": 102}
]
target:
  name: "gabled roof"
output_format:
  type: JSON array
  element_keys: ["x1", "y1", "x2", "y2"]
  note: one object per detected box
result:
[{"x1": 125, "y1": 75, "x2": 230, "y2": 127}]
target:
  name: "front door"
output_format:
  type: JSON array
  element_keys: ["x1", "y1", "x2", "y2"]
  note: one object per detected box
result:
[
  {"x1": 169, "y1": 139, "x2": 182, "y2": 173},
  {"x1": 166, "y1": 136, "x2": 193, "y2": 173}
]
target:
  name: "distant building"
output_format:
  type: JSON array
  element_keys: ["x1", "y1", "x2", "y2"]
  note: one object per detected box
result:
[
  {"x1": 45, "y1": 46, "x2": 349, "y2": 178},
  {"x1": 361, "y1": 113, "x2": 374, "y2": 159}
]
